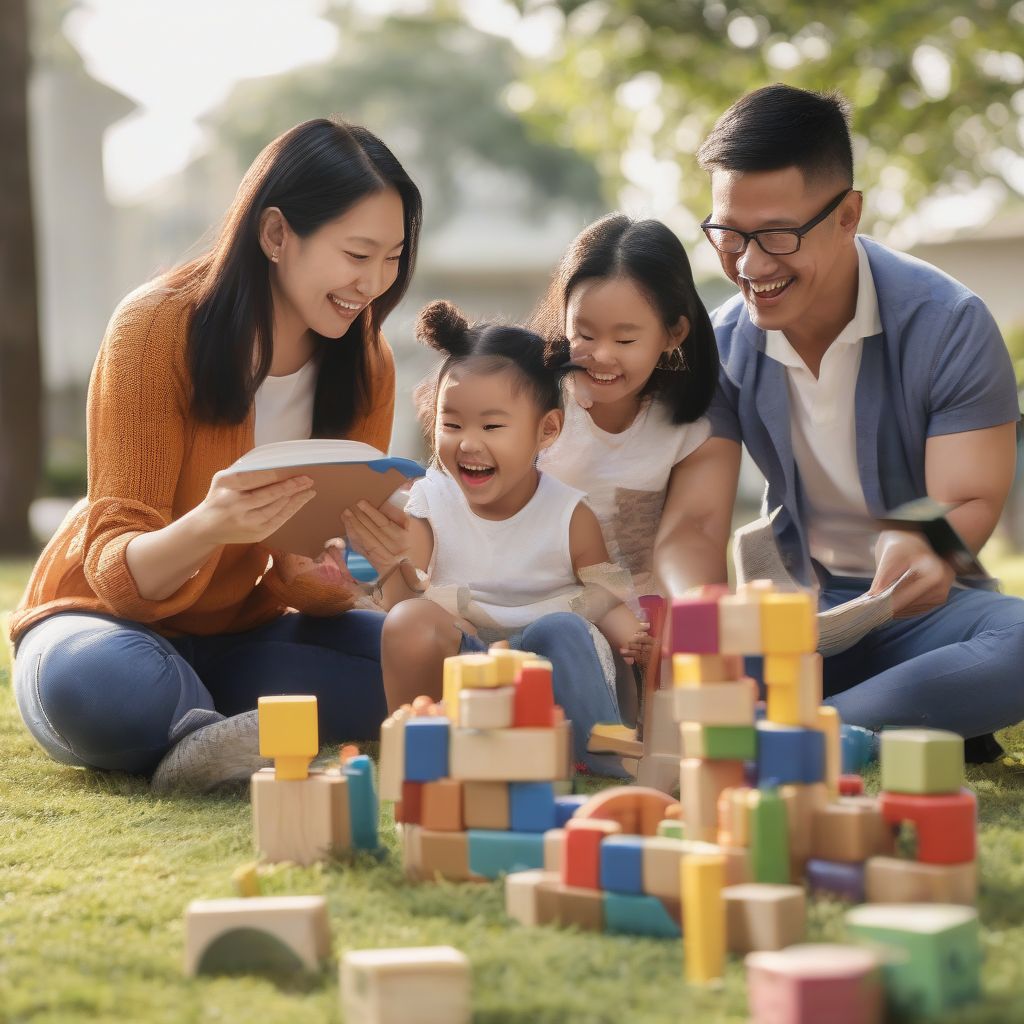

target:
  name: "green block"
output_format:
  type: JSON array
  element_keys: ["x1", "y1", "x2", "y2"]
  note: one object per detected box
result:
[
  {"x1": 846, "y1": 904, "x2": 980, "y2": 1017},
  {"x1": 880, "y1": 729, "x2": 964, "y2": 795},
  {"x1": 704, "y1": 725, "x2": 757, "y2": 760},
  {"x1": 656, "y1": 819, "x2": 685, "y2": 840},
  {"x1": 750, "y1": 789, "x2": 789, "y2": 884}
]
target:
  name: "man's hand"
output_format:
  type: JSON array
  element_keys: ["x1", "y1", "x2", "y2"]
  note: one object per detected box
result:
[{"x1": 871, "y1": 529, "x2": 955, "y2": 618}]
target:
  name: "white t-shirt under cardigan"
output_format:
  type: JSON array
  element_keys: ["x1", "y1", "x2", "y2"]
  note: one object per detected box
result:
[{"x1": 253, "y1": 357, "x2": 318, "y2": 447}]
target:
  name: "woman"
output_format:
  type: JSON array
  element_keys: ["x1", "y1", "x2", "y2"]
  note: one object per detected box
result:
[{"x1": 10, "y1": 118, "x2": 422, "y2": 791}]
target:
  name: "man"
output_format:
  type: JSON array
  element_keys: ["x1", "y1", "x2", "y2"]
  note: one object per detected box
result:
[{"x1": 699, "y1": 84, "x2": 1024, "y2": 759}]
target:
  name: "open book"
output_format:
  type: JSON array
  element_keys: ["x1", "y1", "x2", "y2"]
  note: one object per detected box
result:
[{"x1": 215, "y1": 439, "x2": 425, "y2": 557}]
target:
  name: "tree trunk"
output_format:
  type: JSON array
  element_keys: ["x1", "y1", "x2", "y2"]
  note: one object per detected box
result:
[{"x1": 0, "y1": 0, "x2": 42, "y2": 554}]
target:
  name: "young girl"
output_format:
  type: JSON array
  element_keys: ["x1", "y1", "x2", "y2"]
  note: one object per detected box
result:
[
  {"x1": 342, "y1": 300, "x2": 649, "y2": 772},
  {"x1": 531, "y1": 214, "x2": 740, "y2": 603}
]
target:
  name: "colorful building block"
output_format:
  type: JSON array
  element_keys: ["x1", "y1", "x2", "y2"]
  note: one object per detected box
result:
[
  {"x1": 449, "y1": 725, "x2": 568, "y2": 782},
  {"x1": 672, "y1": 678, "x2": 757, "y2": 725},
  {"x1": 680, "y1": 758, "x2": 746, "y2": 842},
  {"x1": 488, "y1": 647, "x2": 534, "y2": 685},
  {"x1": 251, "y1": 768, "x2": 348, "y2": 865},
  {"x1": 724, "y1": 883, "x2": 806, "y2": 953},
  {"x1": 763, "y1": 653, "x2": 822, "y2": 728},
  {"x1": 878, "y1": 789, "x2": 976, "y2": 865},
  {"x1": 509, "y1": 782, "x2": 557, "y2": 833},
  {"x1": 760, "y1": 593, "x2": 817, "y2": 655},
  {"x1": 672, "y1": 653, "x2": 744, "y2": 686},
  {"x1": 670, "y1": 595, "x2": 720, "y2": 654},
  {"x1": 505, "y1": 869, "x2": 562, "y2": 927},
  {"x1": 810, "y1": 798, "x2": 892, "y2": 863},
  {"x1": 841, "y1": 725, "x2": 877, "y2": 773},
  {"x1": 421, "y1": 779, "x2": 463, "y2": 832},
  {"x1": 378, "y1": 707, "x2": 409, "y2": 802},
  {"x1": 864, "y1": 857, "x2": 977, "y2": 905},
  {"x1": 543, "y1": 828, "x2": 565, "y2": 872},
  {"x1": 805, "y1": 859, "x2": 866, "y2": 903},
  {"x1": 682, "y1": 853, "x2": 726, "y2": 983},
  {"x1": 554, "y1": 794, "x2": 588, "y2": 826},
  {"x1": 749, "y1": 789, "x2": 790, "y2": 885},
  {"x1": 816, "y1": 706, "x2": 841, "y2": 797},
  {"x1": 514, "y1": 661, "x2": 556, "y2": 727},
  {"x1": 558, "y1": 885, "x2": 606, "y2": 931},
  {"x1": 563, "y1": 818, "x2": 621, "y2": 889},
  {"x1": 458, "y1": 687, "x2": 515, "y2": 730},
  {"x1": 599, "y1": 836, "x2": 645, "y2": 895},
  {"x1": 604, "y1": 892, "x2": 681, "y2": 938},
  {"x1": 467, "y1": 830, "x2": 545, "y2": 878},
  {"x1": 757, "y1": 724, "x2": 826, "y2": 787},
  {"x1": 342, "y1": 753, "x2": 379, "y2": 851},
  {"x1": 718, "y1": 591, "x2": 763, "y2": 655},
  {"x1": 573, "y1": 785, "x2": 678, "y2": 836},
  {"x1": 680, "y1": 723, "x2": 757, "y2": 760},
  {"x1": 879, "y1": 729, "x2": 964, "y2": 795},
  {"x1": 780, "y1": 782, "x2": 829, "y2": 868},
  {"x1": 839, "y1": 774, "x2": 865, "y2": 797},
  {"x1": 404, "y1": 718, "x2": 451, "y2": 782},
  {"x1": 257, "y1": 695, "x2": 319, "y2": 780},
  {"x1": 396, "y1": 781, "x2": 423, "y2": 825},
  {"x1": 462, "y1": 781, "x2": 509, "y2": 830}
]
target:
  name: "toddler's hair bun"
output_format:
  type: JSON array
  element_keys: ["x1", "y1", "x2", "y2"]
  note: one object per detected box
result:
[{"x1": 415, "y1": 300, "x2": 470, "y2": 355}]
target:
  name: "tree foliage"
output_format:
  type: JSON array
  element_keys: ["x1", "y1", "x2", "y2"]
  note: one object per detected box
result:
[{"x1": 514, "y1": 0, "x2": 1024, "y2": 234}]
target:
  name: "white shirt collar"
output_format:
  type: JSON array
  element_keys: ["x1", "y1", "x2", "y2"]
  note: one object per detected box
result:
[{"x1": 765, "y1": 236, "x2": 882, "y2": 367}]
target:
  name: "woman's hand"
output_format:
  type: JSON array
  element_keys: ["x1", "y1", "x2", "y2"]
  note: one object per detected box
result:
[
  {"x1": 871, "y1": 529, "x2": 955, "y2": 618},
  {"x1": 188, "y1": 469, "x2": 316, "y2": 546},
  {"x1": 342, "y1": 499, "x2": 412, "y2": 575}
]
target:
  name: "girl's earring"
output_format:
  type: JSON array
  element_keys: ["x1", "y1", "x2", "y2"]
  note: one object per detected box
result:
[{"x1": 657, "y1": 345, "x2": 688, "y2": 372}]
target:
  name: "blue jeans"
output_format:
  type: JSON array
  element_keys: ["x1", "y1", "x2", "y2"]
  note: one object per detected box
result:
[
  {"x1": 820, "y1": 574, "x2": 1024, "y2": 738},
  {"x1": 461, "y1": 611, "x2": 626, "y2": 776},
  {"x1": 13, "y1": 609, "x2": 388, "y2": 775}
]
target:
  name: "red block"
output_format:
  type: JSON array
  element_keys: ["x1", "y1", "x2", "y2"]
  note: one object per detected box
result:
[
  {"x1": 563, "y1": 818, "x2": 620, "y2": 889},
  {"x1": 670, "y1": 595, "x2": 719, "y2": 654},
  {"x1": 878, "y1": 788, "x2": 975, "y2": 865},
  {"x1": 839, "y1": 774, "x2": 865, "y2": 797},
  {"x1": 514, "y1": 663, "x2": 555, "y2": 727},
  {"x1": 395, "y1": 780, "x2": 423, "y2": 825},
  {"x1": 638, "y1": 594, "x2": 668, "y2": 689}
]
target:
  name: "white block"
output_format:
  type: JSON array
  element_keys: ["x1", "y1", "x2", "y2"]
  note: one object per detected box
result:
[
  {"x1": 449, "y1": 726, "x2": 567, "y2": 782},
  {"x1": 672, "y1": 679, "x2": 756, "y2": 725},
  {"x1": 378, "y1": 708, "x2": 410, "y2": 802},
  {"x1": 459, "y1": 686, "x2": 515, "y2": 730}
]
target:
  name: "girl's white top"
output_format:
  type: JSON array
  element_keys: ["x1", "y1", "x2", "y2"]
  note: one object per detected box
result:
[
  {"x1": 406, "y1": 468, "x2": 586, "y2": 638},
  {"x1": 538, "y1": 394, "x2": 711, "y2": 595}
]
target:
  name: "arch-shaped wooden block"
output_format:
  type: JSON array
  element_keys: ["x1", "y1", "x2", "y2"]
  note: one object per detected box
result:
[{"x1": 573, "y1": 786, "x2": 679, "y2": 836}]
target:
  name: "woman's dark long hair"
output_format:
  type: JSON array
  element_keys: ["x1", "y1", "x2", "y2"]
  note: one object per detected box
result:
[
  {"x1": 167, "y1": 118, "x2": 422, "y2": 436},
  {"x1": 529, "y1": 214, "x2": 717, "y2": 425}
]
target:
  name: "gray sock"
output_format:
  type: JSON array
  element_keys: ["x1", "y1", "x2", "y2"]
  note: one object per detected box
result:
[{"x1": 168, "y1": 707, "x2": 225, "y2": 744}]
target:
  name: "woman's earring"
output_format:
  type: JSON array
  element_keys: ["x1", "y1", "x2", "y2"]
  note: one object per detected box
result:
[
  {"x1": 271, "y1": 248, "x2": 280, "y2": 264},
  {"x1": 657, "y1": 345, "x2": 688, "y2": 372}
]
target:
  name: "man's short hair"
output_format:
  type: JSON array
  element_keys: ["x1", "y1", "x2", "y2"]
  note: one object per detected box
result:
[{"x1": 697, "y1": 84, "x2": 854, "y2": 187}]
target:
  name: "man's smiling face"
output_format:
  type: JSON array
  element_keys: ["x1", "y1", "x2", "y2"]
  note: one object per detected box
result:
[{"x1": 708, "y1": 166, "x2": 858, "y2": 334}]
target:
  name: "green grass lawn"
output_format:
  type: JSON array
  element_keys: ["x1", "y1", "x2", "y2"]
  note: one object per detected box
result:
[{"x1": 2, "y1": 558, "x2": 1024, "y2": 1022}]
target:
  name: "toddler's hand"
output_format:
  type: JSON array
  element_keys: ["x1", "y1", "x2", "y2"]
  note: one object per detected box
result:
[
  {"x1": 342, "y1": 499, "x2": 412, "y2": 575},
  {"x1": 620, "y1": 628, "x2": 656, "y2": 666}
]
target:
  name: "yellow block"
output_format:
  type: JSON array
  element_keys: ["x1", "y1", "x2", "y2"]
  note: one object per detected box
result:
[
  {"x1": 760, "y1": 593, "x2": 817, "y2": 655},
  {"x1": 682, "y1": 853, "x2": 726, "y2": 983},
  {"x1": 815, "y1": 705, "x2": 842, "y2": 797},
  {"x1": 672, "y1": 653, "x2": 743, "y2": 687},
  {"x1": 442, "y1": 656, "x2": 465, "y2": 724},
  {"x1": 764, "y1": 653, "x2": 822, "y2": 727},
  {"x1": 458, "y1": 653, "x2": 500, "y2": 688},
  {"x1": 487, "y1": 647, "x2": 535, "y2": 685},
  {"x1": 257, "y1": 695, "x2": 318, "y2": 780}
]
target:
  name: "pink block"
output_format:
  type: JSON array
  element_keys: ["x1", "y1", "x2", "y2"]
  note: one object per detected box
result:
[{"x1": 670, "y1": 596, "x2": 719, "y2": 654}]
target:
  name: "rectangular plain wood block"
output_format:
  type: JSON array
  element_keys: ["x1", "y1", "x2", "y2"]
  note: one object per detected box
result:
[
  {"x1": 680, "y1": 839, "x2": 751, "y2": 887},
  {"x1": 646, "y1": 689, "x2": 682, "y2": 758},
  {"x1": 816, "y1": 706, "x2": 842, "y2": 797},
  {"x1": 642, "y1": 836, "x2": 686, "y2": 901},
  {"x1": 558, "y1": 885, "x2": 606, "y2": 931},
  {"x1": 463, "y1": 781, "x2": 510, "y2": 830},
  {"x1": 459, "y1": 687, "x2": 515, "y2": 730},
  {"x1": 724, "y1": 883, "x2": 806, "y2": 954},
  {"x1": 449, "y1": 727, "x2": 565, "y2": 781},
  {"x1": 680, "y1": 758, "x2": 746, "y2": 843},
  {"x1": 401, "y1": 824, "x2": 424, "y2": 881},
  {"x1": 681, "y1": 723, "x2": 757, "y2": 760},
  {"x1": 421, "y1": 779, "x2": 463, "y2": 832},
  {"x1": 544, "y1": 828, "x2": 566, "y2": 872},
  {"x1": 340, "y1": 945, "x2": 470, "y2": 1024},
  {"x1": 760, "y1": 593, "x2": 817, "y2": 655},
  {"x1": 185, "y1": 895, "x2": 330, "y2": 976},
  {"x1": 670, "y1": 596, "x2": 719, "y2": 654},
  {"x1": 880, "y1": 729, "x2": 964, "y2": 795},
  {"x1": 251, "y1": 769, "x2": 347, "y2": 866},
  {"x1": 505, "y1": 869, "x2": 562, "y2": 927},
  {"x1": 419, "y1": 829, "x2": 477, "y2": 882},
  {"x1": 720, "y1": 786, "x2": 753, "y2": 847},
  {"x1": 672, "y1": 679, "x2": 756, "y2": 726},
  {"x1": 865, "y1": 857, "x2": 977, "y2": 906},
  {"x1": 779, "y1": 783, "x2": 829, "y2": 867},
  {"x1": 378, "y1": 708, "x2": 410, "y2": 802},
  {"x1": 672, "y1": 653, "x2": 744, "y2": 687},
  {"x1": 682, "y1": 854, "x2": 726, "y2": 983},
  {"x1": 810, "y1": 798, "x2": 892, "y2": 863},
  {"x1": 718, "y1": 593, "x2": 762, "y2": 655}
]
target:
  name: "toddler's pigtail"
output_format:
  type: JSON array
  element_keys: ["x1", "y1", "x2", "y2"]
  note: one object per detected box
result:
[{"x1": 415, "y1": 300, "x2": 471, "y2": 356}]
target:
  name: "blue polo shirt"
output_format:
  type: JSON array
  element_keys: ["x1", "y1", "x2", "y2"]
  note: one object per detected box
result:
[{"x1": 707, "y1": 236, "x2": 1019, "y2": 586}]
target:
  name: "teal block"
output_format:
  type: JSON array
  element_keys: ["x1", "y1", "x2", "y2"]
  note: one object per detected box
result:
[
  {"x1": 600, "y1": 837, "x2": 644, "y2": 895},
  {"x1": 880, "y1": 728, "x2": 964, "y2": 795},
  {"x1": 343, "y1": 754, "x2": 378, "y2": 851},
  {"x1": 467, "y1": 830, "x2": 544, "y2": 878},
  {"x1": 750, "y1": 789, "x2": 789, "y2": 884},
  {"x1": 603, "y1": 892, "x2": 681, "y2": 938}
]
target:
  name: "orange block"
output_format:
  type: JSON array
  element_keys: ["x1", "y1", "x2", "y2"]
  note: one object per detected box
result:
[
  {"x1": 421, "y1": 779, "x2": 464, "y2": 831},
  {"x1": 514, "y1": 662, "x2": 555, "y2": 727},
  {"x1": 563, "y1": 818, "x2": 622, "y2": 889}
]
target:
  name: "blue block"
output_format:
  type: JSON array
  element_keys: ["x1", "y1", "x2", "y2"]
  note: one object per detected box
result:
[
  {"x1": 756, "y1": 723, "x2": 825, "y2": 786},
  {"x1": 509, "y1": 782, "x2": 557, "y2": 833},
  {"x1": 342, "y1": 754, "x2": 378, "y2": 851},
  {"x1": 599, "y1": 836, "x2": 645, "y2": 895},
  {"x1": 554, "y1": 794, "x2": 588, "y2": 827},
  {"x1": 403, "y1": 718, "x2": 450, "y2": 782},
  {"x1": 806, "y1": 858, "x2": 865, "y2": 902},
  {"x1": 841, "y1": 724, "x2": 878, "y2": 773},
  {"x1": 603, "y1": 892, "x2": 681, "y2": 938},
  {"x1": 467, "y1": 830, "x2": 545, "y2": 879}
]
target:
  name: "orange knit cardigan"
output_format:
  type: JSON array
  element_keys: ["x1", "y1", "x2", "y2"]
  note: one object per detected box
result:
[{"x1": 10, "y1": 280, "x2": 396, "y2": 644}]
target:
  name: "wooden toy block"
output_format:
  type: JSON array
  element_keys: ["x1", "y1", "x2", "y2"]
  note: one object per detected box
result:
[
  {"x1": 670, "y1": 595, "x2": 720, "y2": 654},
  {"x1": 810, "y1": 798, "x2": 892, "y2": 863},
  {"x1": 878, "y1": 789, "x2": 976, "y2": 865},
  {"x1": 645, "y1": 688, "x2": 681, "y2": 757},
  {"x1": 563, "y1": 818, "x2": 622, "y2": 888},
  {"x1": 558, "y1": 884, "x2": 606, "y2": 931},
  {"x1": 458, "y1": 686, "x2": 515, "y2": 730},
  {"x1": 672, "y1": 653, "x2": 744, "y2": 686},
  {"x1": 605, "y1": 891, "x2": 682, "y2": 938},
  {"x1": 257, "y1": 695, "x2": 319, "y2": 780},
  {"x1": 682, "y1": 853, "x2": 726, "y2": 983},
  {"x1": 680, "y1": 839, "x2": 751, "y2": 886},
  {"x1": 505, "y1": 869, "x2": 563, "y2": 927},
  {"x1": 340, "y1": 945, "x2": 471, "y2": 1024},
  {"x1": 509, "y1": 782, "x2": 557, "y2": 833},
  {"x1": 421, "y1": 779, "x2": 463, "y2": 832},
  {"x1": 745, "y1": 944, "x2": 883, "y2": 1024},
  {"x1": 718, "y1": 592, "x2": 763, "y2": 655},
  {"x1": 764, "y1": 654, "x2": 822, "y2": 727},
  {"x1": 879, "y1": 728, "x2": 964, "y2": 795},
  {"x1": 396, "y1": 780, "x2": 424, "y2": 825},
  {"x1": 251, "y1": 768, "x2": 348, "y2": 865},
  {"x1": 467, "y1": 830, "x2": 545, "y2": 879},
  {"x1": 543, "y1": 828, "x2": 565, "y2": 872},
  {"x1": 378, "y1": 707, "x2": 409, "y2": 802},
  {"x1": 449, "y1": 726, "x2": 566, "y2": 782},
  {"x1": 635, "y1": 753, "x2": 682, "y2": 794},
  {"x1": 514, "y1": 661, "x2": 556, "y2": 727},
  {"x1": 232, "y1": 862, "x2": 261, "y2": 898},
  {"x1": 185, "y1": 895, "x2": 330, "y2": 976},
  {"x1": 554, "y1": 794, "x2": 588, "y2": 826},
  {"x1": 724, "y1": 883, "x2": 805, "y2": 953},
  {"x1": 401, "y1": 824, "x2": 423, "y2": 880},
  {"x1": 845, "y1": 903, "x2": 981, "y2": 1017},
  {"x1": 442, "y1": 655, "x2": 465, "y2": 723},
  {"x1": 419, "y1": 829, "x2": 478, "y2": 882},
  {"x1": 760, "y1": 592, "x2": 817, "y2": 655},
  {"x1": 657, "y1": 819, "x2": 685, "y2": 840},
  {"x1": 815, "y1": 706, "x2": 841, "y2": 796},
  {"x1": 600, "y1": 836, "x2": 645, "y2": 895},
  {"x1": 457, "y1": 652, "x2": 500, "y2": 688},
  {"x1": 718, "y1": 786, "x2": 752, "y2": 847},
  {"x1": 672, "y1": 678, "x2": 757, "y2": 725},
  {"x1": 641, "y1": 836, "x2": 686, "y2": 900},
  {"x1": 864, "y1": 856, "x2": 977, "y2": 905},
  {"x1": 749, "y1": 789, "x2": 790, "y2": 885},
  {"x1": 488, "y1": 646, "x2": 534, "y2": 684},
  {"x1": 574, "y1": 785, "x2": 679, "y2": 836},
  {"x1": 681, "y1": 723, "x2": 757, "y2": 760},
  {"x1": 757, "y1": 724, "x2": 826, "y2": 786},
  {"x1": 779, "y1": 782, "x2": 828, "y2": 869},
  {"x1": 839, "y1": 774, "x2": 864, "y2": 796},
  {"x1": 342, "y1": 754, "x2": 379, "y2": 851},
  {"x1": 806, "y1": 858, "x2": 865, "y2": 902},
  {"x1": 680, "y1": 758, "x2": 746, "y2": 843},
  {"x1": 404, "y1": 718, "x2": 451, "y2": 782},
  {"x1": 462, "y1": 781, "x2": 510, "y2": 830}
]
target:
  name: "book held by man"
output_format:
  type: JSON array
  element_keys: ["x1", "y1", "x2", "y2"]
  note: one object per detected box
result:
[{"x1": 215, "y1": 439, "x2": 425, "y2": 557}]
